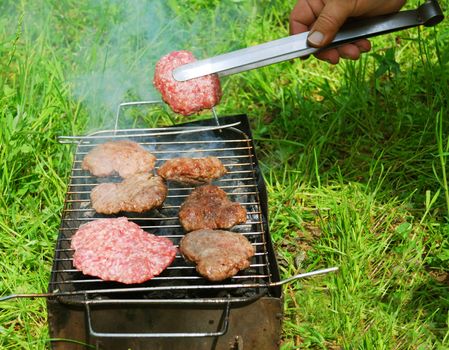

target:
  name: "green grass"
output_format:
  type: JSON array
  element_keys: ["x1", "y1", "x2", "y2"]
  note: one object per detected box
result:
[{"x1": 1, "y1": 0, "x2": 449, "y2": 348}]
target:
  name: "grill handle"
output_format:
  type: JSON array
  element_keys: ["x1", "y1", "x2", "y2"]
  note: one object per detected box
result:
[
  {"x1": 113, "y1": 100, "x2": 221, "y2": 131},
  {"x1": 85, "y1": 299, "x2": 231, "y2": 338},
  {"x1": 270, "y1": 266, "x2": 339, "y2": 286},
  {"x1": 113, "y1": 100, "x2": 161, "y2": 132}
]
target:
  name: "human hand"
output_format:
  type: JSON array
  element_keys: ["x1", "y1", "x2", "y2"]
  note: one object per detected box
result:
[{"x1": 289, "y1": 0, "x2": 406, "y2": 64}]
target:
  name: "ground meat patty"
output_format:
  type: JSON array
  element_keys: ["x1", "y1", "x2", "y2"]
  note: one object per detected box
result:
[
  {"x1": 153, "y1": 50, "x2": 222, "y2": 116},
  {"x1": 157, "y1": 157, "x2": 227, "y2": 185},
  {"x1": 179, "y1": 229, "x2": 255, "y2": 281},
  {"x1": 179, "y1": 185, "x2": 247, "y2": 232},
  {"x1": 82, "y1": 140, "x2": 156, "y2": 178},
  {"x1": 71, "y1": 217, "x2": 177, "y2": 284},
  {"x1": 91, "y1": 173, "x2": 167, "y2": 214}
]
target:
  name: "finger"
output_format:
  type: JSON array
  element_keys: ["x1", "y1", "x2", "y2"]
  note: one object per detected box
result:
[
  {"x1": 289, "y1": 0, "x2": 324, "y2": 35},
  {"x1": 315, "y1": 48, "x2": 340, "y2": 64},
  {"x1": 317, "y1": 39, "x2": 371, "y2": 63},
  {"x1": 307, "y1": 0, "x2": 353, "y2": 47},
  {"x1": 336, "y1": 43, "x2": 362, "y2": 60},
  {"x1": 353, "y1": 39, "x2": 371, "y2": 53},
  {"x1": 290, "y1": 17, "x2": 309, "y2": 35},
  {"x1": 335, "y1": 39, "x2": 372, "y2": 60}
]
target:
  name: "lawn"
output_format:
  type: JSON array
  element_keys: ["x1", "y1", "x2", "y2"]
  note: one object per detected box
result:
[{"x1": 1, "y1": 0, "x2": 448, "y2": 349}]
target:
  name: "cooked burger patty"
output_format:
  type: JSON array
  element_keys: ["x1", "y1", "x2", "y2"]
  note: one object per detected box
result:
[
  {"x1": 153, "y1": 50, "x2": 222, "y2": 116},
  {"x1": 157, "y1": 157, "x2": 227, "y2": 185},
  {"x1": 179, "y1": 229, "x2": 255, "y2": 281},
  {"x1": 179, "y1": 185, "x2": 247, "y2": 232},
  {"x1": 82, "y1": 140, "x2": 156, "y2": 178},
  {"x1": 91, "y1": 173, "x2": 167, "y2": 214},
  {"x1": 71, "y1": 217, "x2": 177, "y2": 284}
]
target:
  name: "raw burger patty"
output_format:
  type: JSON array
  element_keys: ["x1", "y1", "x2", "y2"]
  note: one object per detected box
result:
[
  {"x1": 179, "y1": 229, "x2": 255, "y2": 281},
  {"x1": 157, "y1": 157, "x2": 227, "y2": 184},
  {"x1": 179, "y1": 185, "x2": 247, "y2": 232},
  {"x1": 82, "y1": 140, "x2": 156, "y2": 178},
  {"x1": 71, "y1": 217, "x2": 177, "y2": 284},
  {"x1": 153, "y1": 50, "x2": 222, "y2": 116},
  {"x1": 91, "y1": 173, "x2": 167, "y2": 214}
]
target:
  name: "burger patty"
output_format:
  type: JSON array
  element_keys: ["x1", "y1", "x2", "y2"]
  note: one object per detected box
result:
[
  {"x1": 179, "y1": 229, "x2": 255, "y2": 281},
  {"x1": 82, "y1": 140, "x2": 156, "y2": 178},
  {"x1": 153, "y1": 50, "x2": 222, "y2": 116},
  {"x1": 91, "y1": 173, "x2": 167, "y2": 214},
  {"x1": 179, "y1": 185, "x2": 247, "y2": 232},
  {"x1": 71, "y1": 217, "x2": 177, "y2": 284},
  {"x1": 157, "y1": 157, "x2": 227, "y2": 185}
]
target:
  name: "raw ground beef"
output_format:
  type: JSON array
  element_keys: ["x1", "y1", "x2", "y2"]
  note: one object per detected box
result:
[
  {"x1": 82, "y1": 140, "x2": 156, "y2": 178},
  {"x1": 71, "y1": 217, "x2": 177, "y2": 284},
  {"x1": 179, "y1": 229, "x2": 255, "y2": 281},
  {"x1": 153, "y1": 50, "x2": 222, "y2": 116}
]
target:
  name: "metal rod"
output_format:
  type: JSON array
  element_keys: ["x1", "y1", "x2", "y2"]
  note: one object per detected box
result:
[
  {"x1": 75, "y1": 146, "x2": 254, "y2": 154},
  {"x1": 58, "y1": 122, "x2": 242, "y2": 143},
  {"x1": 73, "y1": 158, "x2": 254, "y2": 165},
  {"x1": 50, "y1": 272, "x2": 271, "y2": 285},
  {"x1": 211, "y1": 106, "x2": 222, "y2": 133},
  {"x1": 114, "y1": 100, "x2": 162, "y2": 133},
  {"x1": 0, "y1": 266, "x2": 338, "y2": 302},
  {"x1": 270, "y1": 267, "x2": 339, "y2": 286},
  {"x1": 75, "y1": 138, "x2": 251, "y2": 146},
  {"x1": 0, "y1": 293, "x2": 56, "y2": 302},
  {"x1": 69, "y1": 170, "x2": 256, "y2": 177},
  {"x1": 67, "y1": 183, "x2": 258, "y2": 190},
  {"x1": 85, "y1": 300, "x2": 231, "y2": 338}
]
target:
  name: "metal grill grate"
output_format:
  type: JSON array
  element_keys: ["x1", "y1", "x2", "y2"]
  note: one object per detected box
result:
[{"x1": 50, "y1": 122, "x2": 275, "y2": 302}]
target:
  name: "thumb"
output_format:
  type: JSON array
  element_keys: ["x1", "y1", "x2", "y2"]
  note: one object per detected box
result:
[{"x1": 307, "y1": 1, "x2": 353, "y2": 47}]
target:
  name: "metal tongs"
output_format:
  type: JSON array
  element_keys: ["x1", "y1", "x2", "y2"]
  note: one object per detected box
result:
[{"x1": 173, "y1": 0, "x2": 444, "y2": 81}]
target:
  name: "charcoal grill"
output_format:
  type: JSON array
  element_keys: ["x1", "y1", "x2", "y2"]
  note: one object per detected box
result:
[{"x1": 1, "y1": 101, "x2": 337, "y2": 349}]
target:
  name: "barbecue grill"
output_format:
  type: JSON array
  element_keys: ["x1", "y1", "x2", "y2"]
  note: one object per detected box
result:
[{"x1": 1, "y1": 101, "x2": 337, "y2": 349}]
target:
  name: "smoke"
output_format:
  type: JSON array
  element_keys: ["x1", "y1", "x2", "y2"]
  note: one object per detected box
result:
[
  {"x1": 66, "y1": 0, "x2": 259, "y2": 131},
  {"x1": 68, "y1": 1, "x2": 183, "y2": 130},
  {"x1": 1, "y1": 0, "x2": 261, "y2": 131}
]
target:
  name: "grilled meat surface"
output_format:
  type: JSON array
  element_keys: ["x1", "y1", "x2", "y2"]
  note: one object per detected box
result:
[
  {"x1": 153, "y1": 50, "x2": 222, "y2": 116},
  {"x1": 71, "y1": 217, "x2": 177, "y2": 284},
  {"x1": 179, "y1": 185, "x2": 247, "y2": 232},
  {"x1": 82, "y1": 140, "x2": 156, "y2": 178},
  {"x1": 90, "y1": 173, "x2": 167, "y2": 214},
  {"x1": 157, "y1": 157, "x2": 227, "y2": 185},
  {"x1": 179, "y1": 229, "x2": 255, "y2": 281}
]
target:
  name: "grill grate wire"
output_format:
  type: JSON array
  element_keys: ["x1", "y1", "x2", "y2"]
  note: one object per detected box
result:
[{"x1": 50, "y1": 124, "x2": 275, "y2": 301}]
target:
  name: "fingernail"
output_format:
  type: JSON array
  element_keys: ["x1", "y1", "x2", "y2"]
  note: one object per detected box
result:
[{"x1": 308, "y1": 31, "x2": 324, "y2": 46}]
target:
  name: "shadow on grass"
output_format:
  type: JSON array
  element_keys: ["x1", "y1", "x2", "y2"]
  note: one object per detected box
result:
[
  {"x1": 406, "y1": 276, "x2": 449, "y2": 340},
  {"x1": 252, "y1": 34, "x2": 449, "y2": 221}
]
